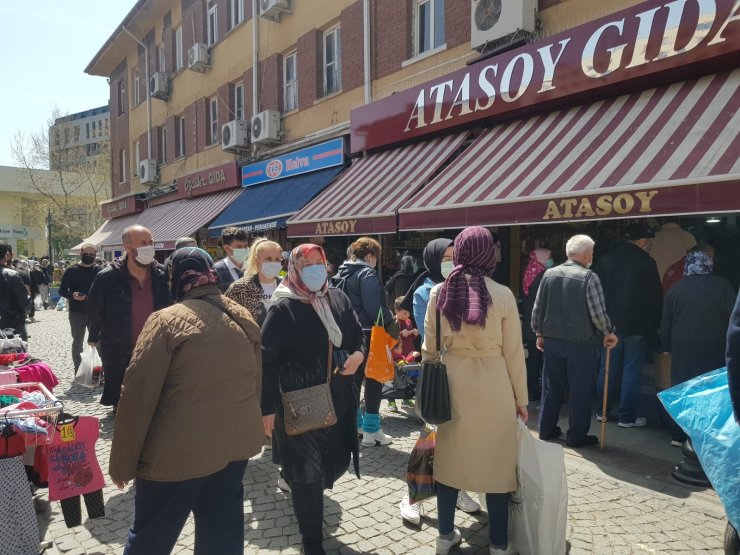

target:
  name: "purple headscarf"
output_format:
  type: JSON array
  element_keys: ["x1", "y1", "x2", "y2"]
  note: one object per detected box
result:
[{"x1": 437, "y1": 226, "x2": 499, "y2": 331}]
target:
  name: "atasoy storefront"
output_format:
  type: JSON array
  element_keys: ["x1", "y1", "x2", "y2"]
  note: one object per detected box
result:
[{"x1": 290, "y1": 0, "x2": 740, "y2": 292}]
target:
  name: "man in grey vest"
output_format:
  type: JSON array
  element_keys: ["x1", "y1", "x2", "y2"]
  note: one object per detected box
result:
[{"x1": 531, "y1": 234, "x2": 618, "y2": 447}]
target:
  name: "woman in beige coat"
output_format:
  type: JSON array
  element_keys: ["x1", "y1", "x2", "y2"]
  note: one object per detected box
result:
[
  {"x1": 109, "y1": 247, "x2": 263, "y2": 555},
  {"x1": 423, "y1": 226, "x2": 528, "y2": 555}
]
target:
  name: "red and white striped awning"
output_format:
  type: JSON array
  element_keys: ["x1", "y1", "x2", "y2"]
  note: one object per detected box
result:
[
  {"x1": 399, "y1": 69, "x2": 740, "y2": 230},
  {"x1": 288, "y1": 132, "x2": 468, "y2": 237}
]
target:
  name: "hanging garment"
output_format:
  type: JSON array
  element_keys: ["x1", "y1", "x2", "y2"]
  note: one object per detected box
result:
[
  {"x1": 59, "y1": 490, "x2": 106, "y2": 528},
  {"x1": 47, "y1": 416, "x2": 105, "y2": 501},
  {"x1": 0, "y1": 456, "x2": 40, "y2": 555}
]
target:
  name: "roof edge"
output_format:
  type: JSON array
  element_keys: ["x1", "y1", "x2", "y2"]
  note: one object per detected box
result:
[{"x1": 84, "y1": 0, "x2": 149, "y2": 76}]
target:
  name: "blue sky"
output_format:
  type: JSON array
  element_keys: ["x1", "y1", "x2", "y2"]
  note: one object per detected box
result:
[{"x1": 0, "y1": 2, "x2": 133, "y2": 166}]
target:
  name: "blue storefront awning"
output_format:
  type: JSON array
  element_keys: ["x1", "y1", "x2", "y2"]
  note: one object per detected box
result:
[{"x1": 208, "y1": 166, "x2": 345, "y2": 236}]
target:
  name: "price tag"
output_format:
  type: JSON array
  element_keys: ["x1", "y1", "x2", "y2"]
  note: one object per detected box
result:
[{"x1": 59, "y1": 424, "x2": 76, "y2": 442}]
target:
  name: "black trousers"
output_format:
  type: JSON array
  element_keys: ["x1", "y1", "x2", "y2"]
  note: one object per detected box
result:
[
  {"x1": 68, "y1": 310, "x2": 89, "y2": 372},
  {"x1": 525, "y1": 339, "x2": 543, "y2": 400},
  {"x1": 290, "y1": 481, "x2": 326, "y2": 555},
  {"x1": 60, "y1": 489, "x2": 105, "y2": 528}
]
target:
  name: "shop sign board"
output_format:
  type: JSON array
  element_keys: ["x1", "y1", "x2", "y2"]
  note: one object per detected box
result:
[
  {"x1": 0, "y1": 225, "x2": 45, "y2": 241},
  {"x1": 351, "y1": 0, "x2": 740, "y2": 153},
  {"x1": 180, "y1": 162, "x2": 240, "y2": 198},
  {"x1": 288, "y1": 215, "x2": 397, "y2": 237},
  {"x1": 399, "y1": 180, "x2": 740, "y2": 230},
  {"x1": 101, "y1": 196, "x2": 144, "y2": 220},
  {"x1": 242, "y1": 138, "x2": 345, "y2": 187}
]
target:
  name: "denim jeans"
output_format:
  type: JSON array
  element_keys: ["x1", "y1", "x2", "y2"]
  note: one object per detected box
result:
[
  {"x1": 124, "y1": 460, "x2": 248, "y2": 555},
  {"x1": 596, "y1": 335, "x2": 648, "y2": 423},
  {"x1": 437, "y1": 481, "x2": 510, "y2": 547}
]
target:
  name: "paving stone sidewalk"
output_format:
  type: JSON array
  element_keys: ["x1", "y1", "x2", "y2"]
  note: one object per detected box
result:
[{"x1": 25, "y1": 309, "x2": 727, "y2": 554}]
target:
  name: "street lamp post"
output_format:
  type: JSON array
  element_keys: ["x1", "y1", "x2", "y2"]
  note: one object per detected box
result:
[{"x1": 46, "y1": 208, "x2": 53, "y2": 265}]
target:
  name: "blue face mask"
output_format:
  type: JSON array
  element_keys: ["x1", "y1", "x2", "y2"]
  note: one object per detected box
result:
[
  {"x1": 300, "y1": 264, "x2": 328, "y2": 292},
  {"x1": 545, "y1": 259, "x2": 554, "y2": 268}
]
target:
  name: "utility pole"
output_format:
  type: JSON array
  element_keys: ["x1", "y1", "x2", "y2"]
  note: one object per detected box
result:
[{"x1": 46, "y1": 207, "x2": 53, "y2": 264}]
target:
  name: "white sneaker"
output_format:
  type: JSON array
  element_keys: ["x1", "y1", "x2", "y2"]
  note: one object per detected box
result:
[
  {"x1": 618, "y1": 417, "x2": 647, "y2": 428},
  {"x1": 277, "y1": 476, "x2": 291, "y2": 492},
  {"x1": 490, "y1": 545, "x2": 516, "y2": 555},
  {"x1": 436, "y1": 528, "x2": 462, "y2": 554},
  {"x1": 456, "y1": 491, "x2": 480, "y2": 514},
  {"x1": 399, "y1": 495, "x2": 422, "y2": 526},
  {"x1": 361, "y1": 430, "x2": 393, "y2": 446},
  {"x1": 386, "y1": 401, "x2": 399, "y2": 413}
]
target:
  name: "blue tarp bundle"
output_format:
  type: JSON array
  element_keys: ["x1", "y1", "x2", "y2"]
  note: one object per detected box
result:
[{"x1": 658, "y1": 367, "x2": 740, "y2": 530}]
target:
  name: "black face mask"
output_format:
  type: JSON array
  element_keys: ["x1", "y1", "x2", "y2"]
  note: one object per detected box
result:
[{"x1": 80, "y1": 255, "x2": 96, "y2": 265}]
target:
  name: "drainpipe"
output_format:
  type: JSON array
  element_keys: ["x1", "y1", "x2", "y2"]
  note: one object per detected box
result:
[
  {"x1": 252, "y1": 0, "x2": 259, "y2": 122},
  {"x1": 122, "y1": 26, "x2": 152, "y2": 161},
  {"x1": 363, "y1": 0, "x2": 371, "y2": 104}
]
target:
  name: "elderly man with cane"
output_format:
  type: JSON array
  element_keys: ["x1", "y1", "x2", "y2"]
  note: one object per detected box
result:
[{"x1": 532, "y1": 234, "x2": 618, "y2": 448}]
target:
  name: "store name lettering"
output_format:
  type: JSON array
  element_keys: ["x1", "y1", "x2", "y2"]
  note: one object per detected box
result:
[
  {"x1": 404, "y1": 0, "x2": 739, "y2": 133},
  {"x1": 286, "y1": 156, "x2": 309, "y2": 171},
  {"x1": 314, "y1": 220, "x2": 358, "y2": 234},
  {"x1": 543, "y1": 190, "x2": 658, "y2": 220},
  {"x1": 184, "y1": 169, "x2": 226, "y2": 194}
]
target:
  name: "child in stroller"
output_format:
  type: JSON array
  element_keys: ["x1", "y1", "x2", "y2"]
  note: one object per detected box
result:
[{"x1": 385, "y1": 297, "x2": 421, "y2": 412}]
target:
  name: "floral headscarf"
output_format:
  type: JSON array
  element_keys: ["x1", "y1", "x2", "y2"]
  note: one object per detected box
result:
[
  {"x1": 170, "y1": 247, "x2": 218, "y2": 301},
  {"x1": 272, "y1": 244, "x2": 343, "y2": 346},
  {"x1": 684, "y1": 250, "x2": 713, "y2": 276},
  {"x1": 522, "y1": 248, "x2": 552, "y2": 297},
  {"x1": 437, "y1": 226, "x2": 499, "y2": 331}
]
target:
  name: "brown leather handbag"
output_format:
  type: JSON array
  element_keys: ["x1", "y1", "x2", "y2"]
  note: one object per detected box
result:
[{"x1": 281, "y1": 342, "x2": 337, "y2": 435}]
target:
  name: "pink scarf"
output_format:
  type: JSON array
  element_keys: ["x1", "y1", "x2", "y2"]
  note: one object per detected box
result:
[{"x1": 522, "y1": 249, "x2": 551, "y2": 297}]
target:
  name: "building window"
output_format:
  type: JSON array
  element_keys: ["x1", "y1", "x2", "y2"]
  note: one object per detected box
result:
[
  {"x1": 415, "y1": 0, "x2": 445, "y2": 55},
  {"x1": 133, "y1": 71, "x2": 141, "y2": 105},
  {"x1": 207, "y1": 3, "x2": 218, "y2": 46},
  {"x1": 91, "y1": 121, "x2": 96, "y2": 137},
  {"x1": 159, "y1": 127, "x2": 167, "y2": 165},
  {"x1": 98, "y1": 120, "x2": 103, "y2": 137},
  {"x1": 85, "y1": 123, "x2": 90, "y2": 139},
  {"x1": 209, "y1": 97, "x2": 219, "y2": 145},
  {"x1": 104, "y1": 119, "x2": 109, "y2": 136},
  {"x1": 234, "y1": 83, "x2": 244, "y2": 120},
  {"x1": 284, "y1": 52, "x2": 298, "y2": 112},
  {"x1": 158, "y1": 44, "x2": 166, "y2": 73},
  {"x1": 229, "y1": 0, "x2": 244, "y2": 30},
  {"x1": 175, "y1": 27, "x2": 183, "y2": 70},
  {"x1": 117, "y1": 79, "x2": 126, "y2": 115},
  {"x1": 134, "y1": 140, "x2": 140, "y2": 176},
  {"x1": 323, "y1": 27, "x2": 341, "y2": 95},
  {"x1": 73, "y1": 126, "x2": 80, "y2": 142},
  {"x1": 119, "y1": 148, "x2": 127, "y2": 182},
  {"x1": 175, "y1": 116, "x2": 186, "y2": 158}
]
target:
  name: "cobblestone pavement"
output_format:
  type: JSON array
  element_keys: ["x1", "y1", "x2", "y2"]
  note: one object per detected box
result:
[{"x1": 26, "y1": 309, "x2": 728, "y2": 554}]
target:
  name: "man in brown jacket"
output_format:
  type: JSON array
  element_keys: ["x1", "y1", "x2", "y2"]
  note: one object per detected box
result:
[{"x1": 109, "y1": 248, "x2": 263, "y2": 555}]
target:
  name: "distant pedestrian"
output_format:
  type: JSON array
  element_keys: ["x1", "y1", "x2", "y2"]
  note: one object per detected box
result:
[
  {"x1": 649, "y1": 220, "x2": 696, "y2": 280},
  {"x1": 261, "y1": 244, "x2": 365, "y2": 555},
  {"x1": 213, "y1": 227, "x2": 249, "y2": 292},
  {"x1": 661, "y1": 246, "x2": 735, "y2": 445},
  {"x1": 59, "y1": 243, "x2": 101, "y2": 372},
  {"x1": 532, "y1": 234, "x2": 618, "y2": 447},
  {"x1": 384, "y1": 255, "x2": 416, "y2": 310},
  {"x1": 521, "y1": 248, "x2": 553, "y2": 402},
  {"x1": 29, "y1": 261, "x2": 46, "y2": 316},
  {"x1": 0, "y1": 241, "x2": 30, "y2": 340},
  {"x1": 593, "y1": 224, "x2": 662, "y2": 428},
  {"x1": 425, "y1": 226, "x2": 527, "y2": 555},
  {"x1": 86, "y1": 226, "x2": 170, "y2": 410},
  {"x1": 109, "y1": 247, "x2": 263, "y2": 555},
  {"x1": 39, "y1": 259, "x2": 51, "y2": 308},
  {"x1": 162, "y1": 236, "x2": 197, "y2": 293}
]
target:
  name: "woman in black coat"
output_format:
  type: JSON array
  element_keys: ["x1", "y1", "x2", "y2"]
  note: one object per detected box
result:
[{"x1": 661, "y1": 247, "x2": 736, "y2": 443}]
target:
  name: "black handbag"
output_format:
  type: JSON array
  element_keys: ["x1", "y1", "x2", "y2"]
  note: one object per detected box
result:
[{"x1": 416, "y1": 309, "x2": 451, "y2": 424}]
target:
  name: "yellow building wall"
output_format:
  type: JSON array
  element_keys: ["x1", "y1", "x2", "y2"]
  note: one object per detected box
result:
[{"x1": 0, "y1": 191, "x2": 49, "y2": 258}]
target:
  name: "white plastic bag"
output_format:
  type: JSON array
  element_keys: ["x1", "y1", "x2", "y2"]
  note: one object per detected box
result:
[
  {"x1": 75, "y1": 345, "x2": 103, "y2": 388},
  {"x1": 55, "y1": 298, "x2": 66, "y2": 311},
  {"x1": 34, "y1": 295, "x2": 43, "y2": 310},
  {"x1": 479, "y1": 420, "x2": 568, "y2": 555},
  {"x1": 0, "y1": 329, "x2": 27, "y2": 354}
]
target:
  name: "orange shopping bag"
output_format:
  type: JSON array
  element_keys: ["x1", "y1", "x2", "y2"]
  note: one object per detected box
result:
[{"x1": 365, "y1": 308, "x2": 396, "y2": 383}]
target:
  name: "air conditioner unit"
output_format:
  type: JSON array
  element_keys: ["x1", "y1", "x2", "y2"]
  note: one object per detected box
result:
[
  {"x1": 187, "y1": 43, "x2": 210, "y2": 72},
  {"x1": 222, "y1": 120, "x2": 250, "y2": 152},
  {"x1": 260, "y1": 0, "x2": 292, "y2": 22},
  {"x1": 251, "y1": 110, "x2": 282, "y2": 144},
  {"x1": 150, "y1": 72, "x2": 170, "y2": 100},
  {"x1": 471, "y1": 0, "x2": 536, "y2": 50},
  {"x1": 139, "y1": 159, "x2": 158, "y2": 185}
]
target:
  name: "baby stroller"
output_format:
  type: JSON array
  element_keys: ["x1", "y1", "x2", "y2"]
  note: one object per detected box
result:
[{"x1": 381, "y1": 362, "x2": 420, "y2": 402}]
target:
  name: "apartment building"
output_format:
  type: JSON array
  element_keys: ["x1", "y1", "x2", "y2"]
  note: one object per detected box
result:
[{"x1": 48, "y1": 106, "x2": 110, "y2": 171}]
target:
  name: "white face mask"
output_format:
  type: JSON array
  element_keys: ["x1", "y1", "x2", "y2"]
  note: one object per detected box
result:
[
  {"x1": 135, "y1": 245, "x2": 155, "y2": 266},
  {"x1": 230, "y1": 247, "x2": 250, "y2": 264},
  {"x1": 261, "y1": 261, "x2": 282, "y2": 280},
  {"x1": 440, "y1": 261, "x2": 454, "y2": 279}
]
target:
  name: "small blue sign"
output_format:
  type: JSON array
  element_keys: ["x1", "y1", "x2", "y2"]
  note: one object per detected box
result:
[{"x1": 242, "y1": 138, "x2": 344, "y2": 187}]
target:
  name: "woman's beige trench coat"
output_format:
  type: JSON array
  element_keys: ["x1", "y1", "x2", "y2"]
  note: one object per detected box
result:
[{"x1": 422, "y1": 277, "x2": 528, "y2": 493}]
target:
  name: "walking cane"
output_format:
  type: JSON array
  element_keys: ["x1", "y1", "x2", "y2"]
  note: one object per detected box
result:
[{"x1": 600, "y1": 346, "x2": 612, "y2": 450}]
